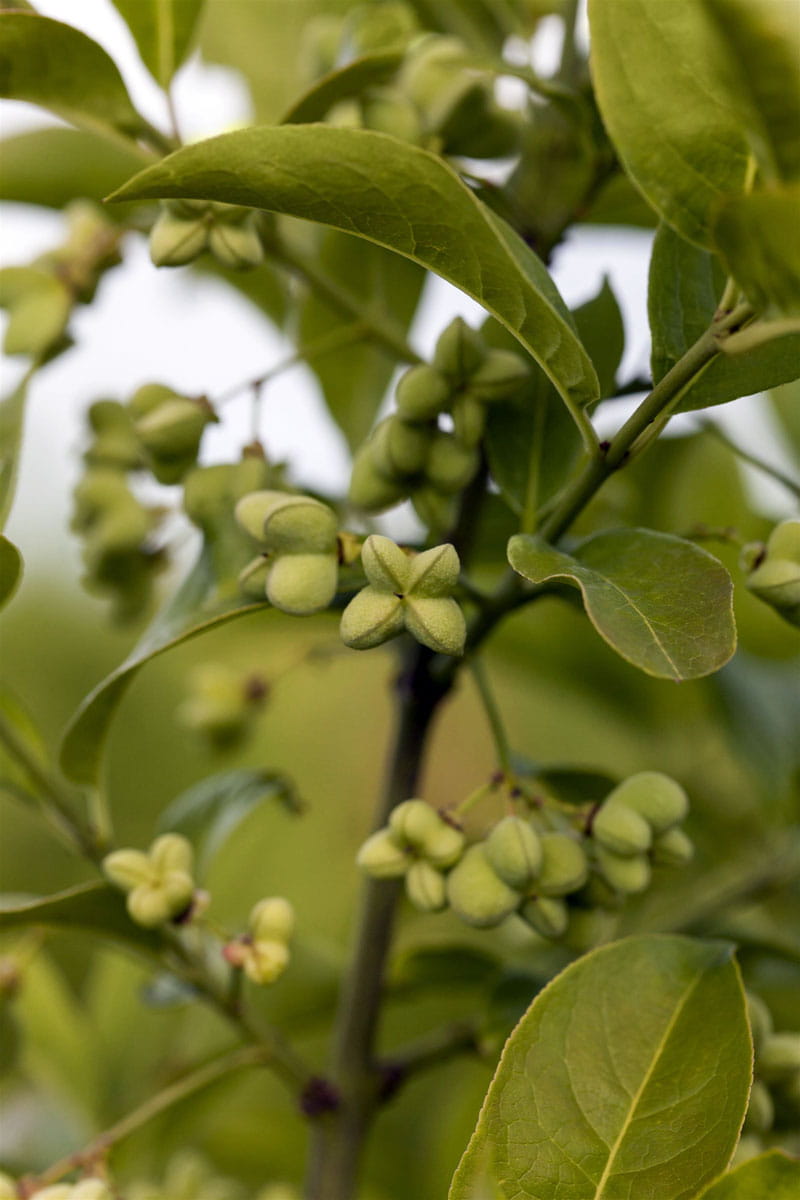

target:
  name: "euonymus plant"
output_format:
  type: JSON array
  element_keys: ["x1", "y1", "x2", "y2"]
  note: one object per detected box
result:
[{"x1": 0, "y1": 1, "x2": 799, "y2": 1197}]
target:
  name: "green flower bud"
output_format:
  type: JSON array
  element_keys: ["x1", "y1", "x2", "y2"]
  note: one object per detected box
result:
[
  {"x1": 744, "y1": 1079, "x2": 774, "y2": 1133},
  {"x1": 595, "y1": 846, "x2": 652, "y2": 894},
  {"x1": 651, "y1": 827, "x2": 694, "y2": 866},
  {"x1": 451, "y1": 393, "x2": 486, "y2": 447},
  {"x1": 607, "y1": 772, "x2": 689, "y2": 834},
  {"x1": 746, "y1": 556, "x2": 800, "y2": 616},
  {"x1": 128, "y1": 382, "x2": 181, "y2": 419},
  {"x1": 766, "y1": 518, "x2": 800, "y2": 561},
  {"x1": 264, "y1": 497, "x2": 339, "y2": 555},
  {"x1": 208, "y1": 215, "x2": 264, "y2": 270},
  {"x1": 746, "y1": 992, "x2": 774, "y2": 1054},
  {"x1": 404, "y1": 595, "x2": 466, "y2": 655},
  {"x1": 357, "y1": 828, "x2": 409, "y2": 877},
  {"x1": 340, "y1": 586, "x2": 405, "y2": 648},
  {"x1": 104, "y1": 834, "x2": 194, "y2": 928},
  {"x1": 149, "y1": 207, "x2": 209, "y2": 267},
  {"x1": 387, "y1": 416, "x2": 433, "y2": 476},
  {"x1": 446, "y1": 844, "x2": 520, "y2": 928},
  {"x1": 519, "y1": 895, "x2": 569, "y2": 939},
  {"x1": 126, "y1": 886, "x2": 180, "y2": 928},
  {"x1": 361, "y1": 533, "x2": 411, "y2": 592},
  {"x1": 395, "y1": 364, "x2": 452, "y2": 421},
  {"x1": 266, "y1": 553, "x2": 338, "y2": 614},
  {"x1": 389, "y1": 799, "x2": 444, "y2": 848},
  {"x1": 362, "y1": 87, "x2": 424, "y2": 143},
  {"x1": 758, "y1": 1032, "x2": 800, "y2": 1082},
  {"x1": 592, "y1": 801, "x2": 652, "y2": 856},
  {"x1": 103, "y1": 847, "x2": 152, "y2": 891},
  {"x1": 250, "y1": 897, "x2": 294, "y2": 943},
  {"x1": 406, "y1": 859, "x2": 447, "y2": 912},
  {"x1": 485, "y1": 816, "x2": 543, "y2": 889},
  {"x1": 136, "y1": 397, "x2": 216, "y2": 459},
  {"x1": 432, "y1": 317, "x2": 487, "y2": 383},
  {"x1": 349, "y1": 443, "x2": 409, "y2": 511},
  {"x1": 536, "y1": 833, "x2": 588, "y2": 896},
  {"x1": 242, "y1": 938, "x2": 291, "y2": 985},
  {"x1": 407, "y1": 542, "x2": 460, "y2": 596},
  {"x1": 424, "y1": 432, "x2": 479, "y2": 494},
  {"x1": 421, "y1": 822, "x2": 465, "y2": 869},
  {"x1": 468, "y1": 349, "x2": 530, "y2": 402}
]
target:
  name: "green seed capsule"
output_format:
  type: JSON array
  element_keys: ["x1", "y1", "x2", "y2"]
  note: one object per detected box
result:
[
  {"x1": 407, "y1": 542, "x2": 460, "y2": 596},
  {"x1": 425, "y1": 432, "x2": 479, "y2": 494},
  {"x1": 149, "y1": 209, "x2": 209, "y2": 267},
  {"x1": 519, "y1": 895, "x2": 569, "y2": 939},
  {"x1": 389, "y1": 799, "x2": 443, "y2": 849},
  {"x1": 536, "y1": 833, "x2": 588, "y2": 896},
  {"x1": 264, "y1": 497, "x2": 338, "y2": 555},
  {"x1": 411, "y1": 485, "x2": 455, "y2": 532},
  {"x1": 744, "y1": 1079, "x2": 774, "y2": 1133},
  {"x1": 765, "y1": 518, "x2": 800, "y2": 563},
  {"x1": 208, "y1": 216, "x2": 264, "y2": 270},
  {"x1": 746, "y1": 556, "x2": 800, "y2": 611},
  {"x1": 422, "y1": 822, "x2": 465, "y2": 869},
  {"x1": 357, "y1": 829, "x2": 409, "y2": 877},
  {"x1": 746, "y1": 992, "x2": 774, "y2": 1055},
  {"x1": 361, "y1": 534, "x2": 411, "y2": 593},
  {"x1": 340, "y1": 586, "x2": 405, "y2": 649},
  {"x1": 446, "y1": 844, "x2": 520, "y2": 928},
  {"x1": 592, "y1": 801, "x2": 652, "y2": 856},
  {"x1": 387, "y1": 416, "x2": 433, "y2": 476},
  {"x1": 136, "y1": 397, "x2": 216, "y2": 458},
  {"x1": 349, "y1": 444, "x2": 408, "y2": 511},
  {"x1": 395, "y1": 364, "x2": 452, "y2": 421},
  {"x1": 467, "y1": 349, "x2": 530, "y2": 402},
  {"x1": 485, "y1": 816, "x2": 543, "y2": 889},
  {"x1": 405, "y1": 860, "x2": 447, "y2": 912},
  {"x1": 607, "y1": 772, "x2": 689, "y2": 834},
  {"x1": 128, "y1": 382, "x2": 182, "y2": 418},
  {"x1": 651, "y1": 827, "x2": 694, "y2": 866},
  {"x1": 432, "y1": 317, "x2": 488, "y2": 383},
  {"x1": 451, "y1": 393, "x2": 486, "y2": 447},
  {"x1": 266, "y1": 553, "x2": 338, "y2": 615},
  {"x1": 404, "y1": 595, "x2": 466, "y2": 655},
  {"x1": 757, "y1": 1032, "x2": 800, "y2": 1082},
  {"x1": 595, "y1": 846, "x2": 652, "y2": 894}
]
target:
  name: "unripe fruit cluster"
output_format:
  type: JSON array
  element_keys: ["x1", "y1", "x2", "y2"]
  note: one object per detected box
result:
[
  {"x1": 178, "y1": 663, "x2": 268, "y2": 751},
  {"x1": 340, "y1": 534, "x2": 466, "y2": 656},
  {"x1": 357, "y1": 800, "x2": 466, "y2": 912},
  {"x1": 223, "y1": 896, "x2": 295, "y2": 985},
  {"x1": 103, "y1": 834, "x2": 196, "y2": 929},
  {"x1": 743, "y1": 992, "x2": 800, "y2": 1139},
  {"x1": 129, "y1": 382, "x2": 218, "y2": 484},
  {"x1": 742, "y1": 518, "x2": 800, "y2": 629},
  {"x1": 235, "y1": 490, "x2": 340, "y2": 615},
  {"x1": 149, "y1": 199, "x2": 264, "y2": 270},
  {"x1": 349, "y1": 318, "x2": 529, "y2": 523},
  {"x1": 588, "y1": 772, "x2": 692, "y2": 896}
]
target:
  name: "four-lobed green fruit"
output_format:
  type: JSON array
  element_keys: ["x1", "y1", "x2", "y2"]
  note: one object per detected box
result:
[
  {"x1": 149, "y1": 199, "x2": 264, "y2": 270},
  {"x1": 446, "y1": 843, "x2": 520, "y2": 928},
  {"x1": 103, "y1": 834, "x2": 196, "y2": 928},
  {"x1": 744, "y1": 518, "x2": 800, "y2": 627},
  {"x1": 235, "y1": 490, "x2": 340, "y2": 615}
]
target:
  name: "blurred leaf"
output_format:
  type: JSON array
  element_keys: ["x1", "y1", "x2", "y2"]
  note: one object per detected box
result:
[
  {"x1": 59, "y1": 544, "x2": 265, "y2": 787},
  {"x1": 281, "y1": 49, "x2": 404, "y2": 123},
  {"x1": 407, "y1": 0, "x2": 533, "y2": 53},
  {"x1": 109, "y1": 125, "x2": 601, "y2": 407},
  {"x1": 770, "y1": 380, "x2": 800, "y2": 463},
  {"x1": 581, "y1": 171, "x2": 658, "y2": 229},
  {"x1": 697, "y1": 1151, "x2": 800, "y2": 1198},
  {"x1": 0, "y1": 127, "x2": 147, "y2": 212},
  {"x1": 648, "y1": 223, "x2": 800, "y2": 410},
  {"x1": 0, "y1": 534, "x2": 22, "y2": 610},
  {"x1": 390, "y1": 945, "x2": 501, "y2": 994},
  {"x1": 112, "y1": 0, "x2": 205, "y2": 88},
  {"x1": 532, "y1": 765, "x2": 617, "y2": 807},
  {"x1": 450, "y1": 935, "x2": 751, "y2": 1199},
  {"x1": 713, "y1": 187, "x2": 800, "y2": 316},
  {"x1": 298, "y1": 231, "x2": 424, "y2": 450},
  {"x1": 508, "y1": 529, "x2": 736, "y2": 680},
  {"x1": 572, "y1": 277, "x2": 625, "y2": 401},
  {"x1": 0, "y1": 883, "x2": 163, "y2": 957},
  {"x1": 483, "y1": 968, "x2": 547, "y2": 1037},
  {"x1": 157, "y1": 767, "x2": 304, "y2": 870},
  {"x1": 198, "y1": 251, "x2": 289, "y2": 330},
  {"x1": 588, "y1": 0, "x2": 750, "y2": 247},
  {"x1": 0, "y1": 682, "x2": 48, "y2": 797},
  {"x1": 0, "y1": 373, "x2": 28, "y2": 529},
  {"x1": 0, "y1": 12, "x2": 152, "y2": 149}
]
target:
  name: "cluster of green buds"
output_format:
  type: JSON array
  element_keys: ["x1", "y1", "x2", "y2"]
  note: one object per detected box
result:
[
  {"x1": 0, "y1": 201, "x2": 121, "y2": 361},
  {"x1": 349, "y1": 318, "x2": 529, "y2": 525},
  {"x1": 223, "y1": 897, "x2": 295, "y2": 985},
  {"x1": 741, "y1": 518, "x2": 800, "y2": 628},
  {"x1": 235, "y1": 489, "x2": 340, "y2": 614},
  {"x1": 588, "y1": 772, "x2": 692, "y2": 896},
  {"x1": 129, "y1": 383, "x2": 218, "y2": 484},
  {"x1": 340, "y1": 534, "x2": 466, "y2": 656},
  {"x1": 149, "y1": 199, "x2": 264, "y2": 270},
  {"x1": 103, "y1": 834, "x2": 197, "y2": 929},
  {"x1": 357, "y1": 799, "x2": 466, "y2": 912},
  {"x1": 0, "y1": 1180, "x2": 112, "y2": 1200},
  {"x1": 178, "y1": 663, "x2": 269, "y2": 751},
  {"x1": 740, "y1": 992, "x2": 800, "y2": 1157}
]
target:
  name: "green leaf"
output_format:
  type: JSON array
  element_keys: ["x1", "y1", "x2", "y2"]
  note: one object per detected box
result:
[
  {"x1": 648, "y1": 222, "x2": 800, "y2": 410},
  {"x1": 157, "y1": 767, "x2": 304, "y2": 870},
  {"x1": 59, "y1": 544, "x2": 265, "y2": 787},
  {"x1": 0, "y1": 12, "x2": 151, "y2": 149},
  {"x1": 0, "y1": 534, "x2": 21, "y2": 610},
  {"x1": 449, "y1": 935, "x2": 752, "y2": 1200},
  {"x1": 573, "y1": 278, "x2": 625, "y2": 401},
  {"x1": 112, "y1": 0, "x2": 204, "y2": 88},
  {"x1": 0, "y1": 883, "x2": 163, "y2": 957},
  {"x1": 390, "y1": 945, "x2": 501, "y2": 994},
  {"x1": 0, "y1": 127, "x2": 147, "y2": 211},
  {"x1": 713, "y1": 187, "x2": 800, "y2": 316},
  {"x1": 298, "y1": 231, "x2": 424, "y2": 450},
  {"x1": 0, "y1": 373, "x2": 28, "y2": 529},
  {"x1": 581, "y1": 171, "x2": 658, "y2": 230},
  {"x1": 696, "y1": 1151, "x2": 800, "y2": 1199},
  {"x1": 0, "y1": 682, "x2": 48, "y2": 798},
  {"x1": 507, "y1": 529, "x2": 736, "y2": 680},
  {"x1": 108, "y1": 125, "x2": 600, "y2": 407},
  {"x1": 588, "y1": 0, "x2": 750, "y2": 247},
  {"x1": 281, "y1": 49, "x2": 404, "y2": 124}
]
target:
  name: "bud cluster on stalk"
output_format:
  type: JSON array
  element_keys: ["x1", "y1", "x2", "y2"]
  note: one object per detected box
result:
[
  {"x1": 149, "y1": 199, "x2": 265, "y2": 271},
  {"x1": 741, "y1": 518, "x2": 800, "y2": 628},
  {"x1": 737, "y1": 992, "x2": 800, "y2": 1161},
  {"x1": 349, "y1": 317, "x2": 529, "y2": 526},
  {"x1": 357, "y1": 770, "x2": 693, "y2": 941}
]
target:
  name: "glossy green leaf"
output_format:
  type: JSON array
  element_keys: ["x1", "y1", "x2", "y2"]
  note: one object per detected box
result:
[
  {"x1": 582, "y1": 171, "x2": 658, "y2": 230},
  {"x1": 298, "y1": 231, "x2": 424, "y2": 450},
  {"x1": 648, "y1": 222, "x2": 800, "y2": 410},
  {"x1": 59, "y1": 544, "x2": 264, "y2": 787},
  {"x1": 507, "y1": 529, "x2": 736, "y2": 680},
  {"x1": 109, "y1": 125, "x2": 600, "y2": 407},
  {"x1": 0, "y1": 127, "x2": 148, "y2": 212},
  {"x1": 588, "y1": 0, "x2": 750, "y2": 247},
  {"x1": 713, "y1": 187, "x2": 800, "y2": 316},
  {"x1": 281, "y1": 49, "x2": 404, "y2": 124},
  {"x1": 0, "y1": 12, "x2": 151, "y2": 149},
  {"x1": 450, "y1": 935, "x2": 751, "y2": 1200},
  {"x1": 112, "y1": 0, "x2": 204, "y2": 88},
  {"x1": 573, "y1": 278, "x2": 625, "y2": 401},
  {"x1": 697, "y1": 1151, "x2": 800, "y2": 1199},
  {"x1": 0, "y1": 535, "x2": 22, "y2": 610},
  {"x1": 0, "y1": 883, "x2": 163, "y2": 957},
  {"x1": 157, "y1": 767, "x2": 304, "y2": 870},
  {"x1": 0, "y1": 373, "x2": 28, "y2": 530}
]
